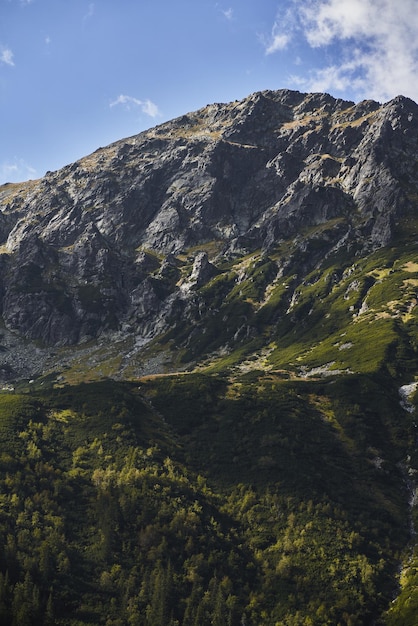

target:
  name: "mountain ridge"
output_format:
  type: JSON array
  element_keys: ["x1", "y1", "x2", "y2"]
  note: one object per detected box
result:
[
  {"x1": 0, "y1": 88, "x2": 417, "y2": 381},
  {"x1": 0, "y1": 89, "x2": 417, "y2": 624}
]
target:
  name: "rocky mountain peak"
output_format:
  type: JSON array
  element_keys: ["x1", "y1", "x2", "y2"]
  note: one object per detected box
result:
[{"x1": 0, "y1": 88, "x2": 417, "y2": 378}]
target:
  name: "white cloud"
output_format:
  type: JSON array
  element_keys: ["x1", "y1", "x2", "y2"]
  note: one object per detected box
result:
[
  {"x1": 300, "y1": 0, "x2": 373, "y2": 47},
  {"x1": 83, "y1": 3, "x2": 95, "y2": 25},
  {"x1": 291, "y1": 59, "x2": 362, "y2": 95},
  {"x1": 110, "y1": 95, "x2": 161, "y2": 118},
  {"x1": 263, "y1": 18, "x2": 292, "y2": 55},
  {"x1": 0, "y1": 48, "x2": 15, "y2": 67},
  {"x1": 266, "y1": 0, "x2": 418, "y2": 102},
  {"x1": 265, "y1": 26, "x2": 290, "y2": 54},
  {"x1": 222, "y1": 8, "x2": 233, "y2": 21},
  {"x1": 0, "y1": 159, "x2": 37, "y2": 185},
  {"x1": 141, "y1": 99, "x2": 160, "y2": 118}
]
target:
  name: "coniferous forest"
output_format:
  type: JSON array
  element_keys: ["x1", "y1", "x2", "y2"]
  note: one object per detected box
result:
[{"x1": 0, "y1": 372, "x2": 415, "y2": 625}]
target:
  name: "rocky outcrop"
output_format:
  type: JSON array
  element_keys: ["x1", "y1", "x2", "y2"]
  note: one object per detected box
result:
[
  {"x1": 0, "y1": 88, "x2": 417, "y2": 360},
  {"x1": 183, "y1": 252, "x2": 218, "y2": 290}
]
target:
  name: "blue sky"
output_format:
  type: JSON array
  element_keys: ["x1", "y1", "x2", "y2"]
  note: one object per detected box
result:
[{"x1": 1, "y1": 0, "x2": 418, "y2": 184}]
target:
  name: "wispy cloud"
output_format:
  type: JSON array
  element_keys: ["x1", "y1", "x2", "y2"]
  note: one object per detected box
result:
[
  {"x1": 290, "y1": 59, "x2": 363, "y2": 95},
  {"x1": 222, "y1": 8, "x2": 233, "y2": 21},
  {"x1": 0, "y1": 48, "x2": 15, "y2": 67},
  {"x1": 262, "y1": 6, "x2": 296, "y2": 55},
  {"x1": 264, "y1": 21, "x2": 291, "y2": 54},
  {"x1": 82, "y1": 2, "x2": 95, "y2": 26},
  {"x1": 265, "y1": 0, "x2": 418, "y2": 102},
  {"x1": 0, "y1": 159, "x2": 37, "y2": 185},
  {"x1": 110, "y1": 95, "x2": 161, "y2": 118}
]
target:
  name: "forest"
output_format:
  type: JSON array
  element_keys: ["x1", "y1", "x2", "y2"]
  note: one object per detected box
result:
[{"x1": 0, "y1": 371, "x2": 415, "y2": 625}]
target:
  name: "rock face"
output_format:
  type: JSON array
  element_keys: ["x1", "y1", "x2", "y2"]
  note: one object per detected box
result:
[{"x1": 0, "y1": 89, "x2": 418, "y2": 373}]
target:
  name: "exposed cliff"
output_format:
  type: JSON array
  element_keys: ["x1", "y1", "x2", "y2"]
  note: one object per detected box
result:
[{"x1": 0, "y1": 89, "x2": 418, "y2": 379}]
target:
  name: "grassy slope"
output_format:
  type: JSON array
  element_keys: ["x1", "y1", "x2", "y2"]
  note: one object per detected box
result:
[
  {"x1": 0, "y1": 369, "x2": 414, "y2": 625},
  {"x1": 0, "y1": 226, "x2": 418, "y2": 623}
]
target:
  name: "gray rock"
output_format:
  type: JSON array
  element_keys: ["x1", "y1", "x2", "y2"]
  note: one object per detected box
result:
[
  {"x1": 0, "y1": 88, "x2": 416, "y2": 374},
  {"x1": 187, "y1": 252, "x2": 218, "y2": 289}
]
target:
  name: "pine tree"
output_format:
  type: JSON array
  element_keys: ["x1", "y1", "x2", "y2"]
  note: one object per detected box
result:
[{"x1": 44, "y1": 590, "x2": 54, "y2": 626}]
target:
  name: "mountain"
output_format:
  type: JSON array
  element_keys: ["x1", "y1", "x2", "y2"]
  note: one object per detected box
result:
[
  {"x1": 0, "y1": 89, "x2": 417, "y2": 624},
  {"x1": 0, "y1": 88, "x2": 417, "y2": 381}
]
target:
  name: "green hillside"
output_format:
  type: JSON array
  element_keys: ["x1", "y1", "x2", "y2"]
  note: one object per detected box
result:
[
  {"x1": 0, "y1": 368, "x2": 414, "y2": 625},
  {"x1": 2, "y1": 89, "x2": 418, "y2": 625},
  {"x1": 0, "y1": 226, "x2": 418, "y2": 625}
]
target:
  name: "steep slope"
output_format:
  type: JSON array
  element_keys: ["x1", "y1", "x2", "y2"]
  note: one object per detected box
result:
[
  {"x1": 0, "y1": 89, "x2": 417, "y2": 382},
  {"x1": 0, "y1": 89, "x2": 417, "y2": 625},
  {"x1": 0, "y1": 375, "x2": 413, "y2": 625}
]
